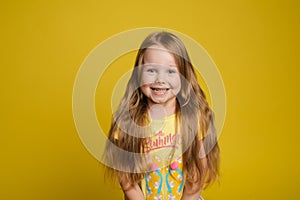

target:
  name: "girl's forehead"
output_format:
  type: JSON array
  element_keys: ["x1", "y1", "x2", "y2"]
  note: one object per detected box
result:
[{"x1": 143, "y1": 46, "x2": 177, "y2": 67}]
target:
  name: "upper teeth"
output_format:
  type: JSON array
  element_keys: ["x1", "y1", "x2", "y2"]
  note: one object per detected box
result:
[{"x1": 153, "y1": 88, "x2": 166, "y2": 91}]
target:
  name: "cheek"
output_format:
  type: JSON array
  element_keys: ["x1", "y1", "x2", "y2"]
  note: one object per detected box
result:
[
  {"x1": 140, "y1": 74, "x2": 155, "y2": 86},
  {"x1": 140, "y1": 85, "x2": 150, "y2": 97},
  {"x1": 171, "y1": 75, "x2": 181, "y2": 88},
  {"x1": 166, "y1": 76, "x2": 180, "y2": 95}
]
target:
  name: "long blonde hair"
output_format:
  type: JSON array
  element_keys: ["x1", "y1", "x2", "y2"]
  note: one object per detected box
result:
[{"x1": 104, "y1": 31, "x2": 220, "y2": 188}]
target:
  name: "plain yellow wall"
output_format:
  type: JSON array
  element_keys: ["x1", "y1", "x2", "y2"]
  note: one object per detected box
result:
[{"x1": 1, "y1": 0, "x2": 299, "y2": 199}]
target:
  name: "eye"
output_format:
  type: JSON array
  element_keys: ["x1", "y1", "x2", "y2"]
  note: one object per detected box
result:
[
  {"x1": 167, "y1": 69, "x2": 176, "y2": 74},
  {"x1": 147, "y1": 68, "x2": 156, "y2": 73}
]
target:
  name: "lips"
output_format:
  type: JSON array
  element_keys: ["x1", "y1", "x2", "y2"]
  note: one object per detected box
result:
[{"x1": 150, "y1": 87, "x2": 169, "y2": 95}]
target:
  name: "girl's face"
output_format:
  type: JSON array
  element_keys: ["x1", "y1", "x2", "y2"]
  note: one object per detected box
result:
[{"x1": 140, "y1": 45, "x2": 181, "y2": 108}]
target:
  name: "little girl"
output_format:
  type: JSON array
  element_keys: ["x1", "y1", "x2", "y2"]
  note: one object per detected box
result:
[{"x1": 104, "y1": 32, "x2": 220, "y2": 200}]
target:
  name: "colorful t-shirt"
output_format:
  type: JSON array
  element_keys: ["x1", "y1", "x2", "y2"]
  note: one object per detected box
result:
[
  {"x1": 113, "y1": 114, "x2": 204, "y2": 200},
  {"x1": 141, "y1": 114, "x2": 184, "y2": 200}
]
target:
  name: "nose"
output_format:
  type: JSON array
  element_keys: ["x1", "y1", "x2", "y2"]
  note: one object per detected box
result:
[{"x1": 155, "y1": 71, "x2": 166, "y2": 84}]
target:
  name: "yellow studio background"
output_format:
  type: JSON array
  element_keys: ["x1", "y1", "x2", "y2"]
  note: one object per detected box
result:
[{"x1": 1, "y1": 0, "x2": 299, "y2": 199}]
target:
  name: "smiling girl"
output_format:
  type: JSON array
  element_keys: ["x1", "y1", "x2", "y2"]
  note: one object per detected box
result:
[{"x1": 104, "y1": 32, "x2": 220, "y2": 200}]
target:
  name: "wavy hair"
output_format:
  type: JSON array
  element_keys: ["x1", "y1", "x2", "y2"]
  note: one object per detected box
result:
[{"x1": 104, "y1": 32, "x2": 220, "y2": 188}]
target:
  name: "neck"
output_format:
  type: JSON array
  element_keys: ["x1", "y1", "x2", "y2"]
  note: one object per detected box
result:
[{"x1": 147, "y1": 102, "x2": 176, "y2": 120}]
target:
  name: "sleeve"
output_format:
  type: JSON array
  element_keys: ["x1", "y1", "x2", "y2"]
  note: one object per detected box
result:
[
  {"x1": 113, "y1": 128, "x2": 119, "y2": 140},
  {"x1": 197, "y1": 123, "x2": 204, "y2": 140},
  {"x1": 198, "y1": 123, "x2": 206, "y2": 159}
]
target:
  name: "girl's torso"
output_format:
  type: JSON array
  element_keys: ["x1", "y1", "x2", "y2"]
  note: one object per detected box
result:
[{"x1": 142, "y1": 114, "x2": 184, "y2": 200}]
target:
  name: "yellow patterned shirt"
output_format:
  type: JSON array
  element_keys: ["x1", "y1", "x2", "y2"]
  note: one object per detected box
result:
[{"x1": 141, "y1": 114, "x2": 184, "y2": 200}]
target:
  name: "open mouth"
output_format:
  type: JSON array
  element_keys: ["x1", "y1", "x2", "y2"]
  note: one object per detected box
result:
[
  {"x1": 150, "y1": 87, "x2": 169, "y2": 92},
  {"x1": 150, "y1": 87, "x2": 170, "y2": 95}
]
